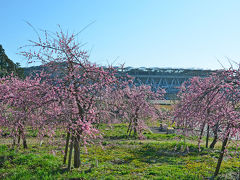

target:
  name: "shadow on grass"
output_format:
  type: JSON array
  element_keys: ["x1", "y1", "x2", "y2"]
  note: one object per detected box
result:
[
  {"x1": 104, "y1": 134, "x2": 130, "y2": 140},
  {"x1": 131, "y1": 142, "x2": 204, "y2": 165}
]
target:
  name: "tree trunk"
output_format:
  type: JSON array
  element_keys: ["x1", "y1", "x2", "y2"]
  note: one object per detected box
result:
[
  {"x1": 12, "y1": 137, "x2": 16, "y2": 148},
  {"x1": 210, "y1": 133, "x2": 218, "y2": 149},
  {"x1": 67, "y1": 135, "x2": 74, "y2": 171},
  {"x1": 63, "y1": 131, "x2": 70, "y2": 164},
  {"x1": 133, "y1": 120, "x2": 137, "y2": 137},
  {"x1": 128, "y1": 118, "x2": 133, "y2": 137},
  {"x1": 210, "y1": 123, "x2": 219, "y2": 149},
  {"x1": 73, "y1": 136, "x2": 81, "y2": 168},
  {"x1": 20, "y1": 130, "x2": 27, "y2": 149},
  {"x1": 22, "y1": 115, "x2": 27, "y2": 149},
  {"x1": 22, "y1": 136, "x2": 28, "y2": 149},
  {"x1": 17, "y1": 134, "x2": 21, "y2": 145},
  {"x1": 17, "y1": 129, "x2": 21, "y2": 147},
  {"x1": 133, "y1": 112, "x2": 139, "y2": 137},
  {"x1": 214, "y1": 128, "x2": 230, "y2": 177},
  {"x1": 128, "y1": 126, "x2": 133, "y2": 137},
  {"x1": 183, "y1": 129, "x2": 186, "y2": 145},
  {"x1": 206, "y1": 124, "x2": 209, "y2": 148},
  {"x1": 127, "y1": 119, "x2": 133, "y2": 135},
  {"x1": 198, "y1": 123, "x2": 205, "y2": 152}
]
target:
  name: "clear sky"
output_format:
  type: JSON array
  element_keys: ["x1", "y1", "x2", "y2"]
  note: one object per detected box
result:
[{"x1": 1, "y1": 0, "x2": 240, "y2": 69}]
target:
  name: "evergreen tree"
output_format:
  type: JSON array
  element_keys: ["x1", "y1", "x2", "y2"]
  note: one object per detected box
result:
[{"x1": 0, "y1": 45, "x2": 24, "y2": 77}]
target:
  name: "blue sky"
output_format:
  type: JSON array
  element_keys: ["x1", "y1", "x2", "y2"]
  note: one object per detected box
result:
[{"x1": 1, "y1": 0, "x2": 240, "y2": 69}]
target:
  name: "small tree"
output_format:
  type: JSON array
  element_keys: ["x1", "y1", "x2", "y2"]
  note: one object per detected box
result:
[
  {"x1": 20, "y1": 27, "x2": 118, "y2": 169},
  {"x1": 175, "y1": 76, "x2": 226, "y2": 149},
  {"x1": 174, "y1": 67, "x2": 240, "y2": 177},
  {"x1": 0, "y1": 74, "x2": 57, "y2": 148},
  {"x1": 101, "y1": 83, "x2": 165, "y2": 138},
  {"x1": 123, "y1": 85, "x2": 164, "y2": 138}
]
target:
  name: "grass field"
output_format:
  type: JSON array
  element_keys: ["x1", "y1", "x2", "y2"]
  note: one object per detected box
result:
[{"x1": 0, "y1": 124, "x2": 239, "y2": 179}]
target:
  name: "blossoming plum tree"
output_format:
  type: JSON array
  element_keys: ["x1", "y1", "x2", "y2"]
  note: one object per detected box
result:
[
  {"x1": 174, "y1": 66, "x2": 240, "y2": 177},
  {"x1": 20, "y1": 28, "x2": 118, "y2": 169},
  {"x1": 0, "y1": 73, "x2": 57, "y2": 148},
  {"x1": 101, "y1": 82, "x2": 165, "y2": 138}
]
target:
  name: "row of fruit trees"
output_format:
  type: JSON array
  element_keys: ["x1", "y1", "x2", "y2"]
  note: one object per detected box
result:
[
  {"x1": 0, "y1": 28, "x2": 239, "y2": 177},
  {"x1": 0, "y1": 29, "x2": 164, "y2": 171}
]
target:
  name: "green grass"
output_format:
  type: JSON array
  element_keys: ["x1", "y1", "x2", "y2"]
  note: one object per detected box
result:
[{"x1": 0, "y1": 124, "x2": 239, "y2": 179}]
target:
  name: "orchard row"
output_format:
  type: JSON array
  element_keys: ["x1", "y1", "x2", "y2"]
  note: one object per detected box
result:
[
  {"x1": 0, "y1": 28, "x2": 239, "y2": 178},
  {"x1": 0, "y1": 29, "x2": 165, "y2": 171}
]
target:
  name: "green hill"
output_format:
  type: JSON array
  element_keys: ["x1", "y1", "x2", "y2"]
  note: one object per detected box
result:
[{"x1": 0, "y1": 44, "x2": 23, "y2": 77}]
